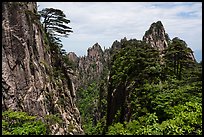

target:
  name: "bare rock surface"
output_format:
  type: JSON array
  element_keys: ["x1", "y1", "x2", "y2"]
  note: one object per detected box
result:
[{"x1": 2, "y1": 2, "x2": 83, "y2": 135}]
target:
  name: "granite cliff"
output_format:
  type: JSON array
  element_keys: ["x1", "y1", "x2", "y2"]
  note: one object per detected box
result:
[
  {"x1": 143, "y1": 21, "x2": 170, "y2": 53},
  {"x1": 68, "y1": 43, "x2": 109, "y2": 91},
  {"x1": 2, "y1": 2, "x2": 83, "y2": 135},
  {"x1": 143, "y1": 21, "x2": 195, "y2": 61}
]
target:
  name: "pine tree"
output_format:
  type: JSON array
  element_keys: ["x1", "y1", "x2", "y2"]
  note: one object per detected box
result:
[
  {"x1": 106, "y1": 39, "x2": 161, "y2": 128},
  {"x1": 163, "y1": 37, "x2": 195, "y2": 80},
  {"x1": 38, "y1": 8, "x2": 73, "y2": 38}
]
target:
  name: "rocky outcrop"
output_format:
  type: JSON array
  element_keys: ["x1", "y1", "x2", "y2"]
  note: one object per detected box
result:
[
  {"x1": 87, "y1": 43, "x2": 103, "y2": 60},
  {"x1": 67, "y1": 52, "x2": 79, "y2": 64},
  {"x1": 2, "y1": 2, "x2": 83, "y2": 135},
  {"x1": 143, "y1": 21, "x2": 195, "y2": 61},
  {"x1": 143, "y1": 21, "x2": 170, "y2": 53},
  {"x1": 68, "y1": 43, "x2": 107, "y2": 91}
]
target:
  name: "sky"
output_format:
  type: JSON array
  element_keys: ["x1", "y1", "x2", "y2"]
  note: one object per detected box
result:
[{"x1": 37, "y1": 2, "x2": 202, "y2": 62}]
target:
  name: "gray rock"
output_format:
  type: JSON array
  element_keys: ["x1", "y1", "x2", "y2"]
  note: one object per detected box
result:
[
  {"x1": 68, "y1": 43, "x2": 107, "y2": 91},
  {"x1": 143, "y1": 21, "x2": 169, "y2": 53},
  {"x1": 2, "y1": 2, "x2": 84, "y2": 135}
]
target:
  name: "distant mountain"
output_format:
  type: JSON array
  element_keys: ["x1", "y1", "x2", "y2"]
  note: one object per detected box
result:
[{"x1": 68, "y1": 43, "x2": 108, "y2": 91}]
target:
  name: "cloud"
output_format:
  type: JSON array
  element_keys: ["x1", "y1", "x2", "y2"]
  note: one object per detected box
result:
[{"x1": 37, "y1": 2, "x2": 202, "y2": 58}]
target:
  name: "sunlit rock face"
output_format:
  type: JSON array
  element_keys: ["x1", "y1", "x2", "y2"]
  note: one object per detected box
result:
[
  {"x1": 143, "y1": 21, "x2": 195, "y2": 61},
  {"x1": 2, "y1": 2, "x2": 83, "y2": 135},
  {"x1": 68, "y1": 52, "x2": 79, "y2": 64},
  {"x1": 143, "y1": 21, "x2": 170, "y2": 53},
  {"x1": 68, "y1": 43, "x2": 107, "y2": 91}
]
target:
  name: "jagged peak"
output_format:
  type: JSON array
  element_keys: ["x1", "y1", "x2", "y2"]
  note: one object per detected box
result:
[
  {"x1": 151, "y1": 20, "x2": 163, "y2": 27},
  {"x1": 68, "y1": 51, "x2": 78, "y2": 57},
  {"x1": 87, "y1": 43, "x2": 103, "y2": 58},
  {"x1": 143, "y1": 20, "x2": 169, "y2": 52},
  {"x1": 88, "y1": 43, "x2": 103, "y2": 52},
  {"x1": 144, "y1": 21, "x2": 165, "y2": 37},
  {"x1": 67, "y1": 52, "x2": 79, "y2": 63},
  {"x1": 88, "y1": 42, "x2": 102, "y2": 51}
]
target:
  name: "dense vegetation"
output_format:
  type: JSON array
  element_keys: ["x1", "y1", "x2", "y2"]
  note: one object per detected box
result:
[
  {"x1": 2, "y1": 110, "x2": 63, "y2": 135},
  {"x1": 2, "y1": 110, "x2": 47, "y2": 135},
  {"x1": 77, "y1": 38, "x2": 202, "y2": 135}
]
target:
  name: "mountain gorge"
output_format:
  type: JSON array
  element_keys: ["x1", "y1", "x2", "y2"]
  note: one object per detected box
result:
[{"x1": 2, "y1": 2, "x2": 202, "y2": 135}]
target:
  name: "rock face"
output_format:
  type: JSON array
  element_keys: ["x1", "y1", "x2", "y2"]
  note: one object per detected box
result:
[
  {"x1": 68, "y1": 43, "x2": 108, "y2": 91},
  {"x1": 67, "y1": 52, "x2": 79, "y2": 64},
  {"x1": 2, "y1": 2, "x2": 83, "y2": 135},
  {"x1": 143, "y1": 21, "x2": 170, "y2": 53},
  {"x1": 143, "y1": 21, "x2": 195, "y2": 61}
]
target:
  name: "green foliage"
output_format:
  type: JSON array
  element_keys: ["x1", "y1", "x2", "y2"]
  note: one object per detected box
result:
[
  {"x1": 104, "y1": 37, "x2": 202, "y2": 135},
  {"x1": 2, "y1": 110, "x2": 47, "y2": 135},
  {"x1": 68, "y1": 122, "x2": 75, "y2": 133},
  {"x1": 91, "y1": 63, "x2": 97, "y2": 69},
  {"x1": 107, "y1": 39, "x2": 161, "y2": 126},
  {"x1": 76, "y1": 81, "x2": 108, "y2": 135},
  {"x1": 24, "y1": 9, "x2": 41, "y2": 26},
  {"x1": 40, "y1": 59, "x2": 50, "y2": 74},
  {"x1": 38, "y1": 8, "x2": 73, "y2": 38},
  {"x1": 44, "y1": 113, "x2": 62, "y2": 125},
  {"x1": 76, "y1": 82, "x2": 100, "y2": 134},
  {"x1": 90, "y1": 116, "x2": 107, "y2": 135},
  {"x1": 107, "y1": 122, "x2": 129, "y2": 135},
  {"x1": 157, "y1": 101, "x2": 202, "y2": 135},
  {"x1": 163, "y1": 37, "x2": 195, "y2": 80},
  {"x1": 106, "y1": 101, "x2": 202, "y2": 135},
  {"x1": 105, "y1": 78, "x2": 202, "y2": 135},
  {"x1": 76, "y1": 35, "x2": 202, "y2": 135}
]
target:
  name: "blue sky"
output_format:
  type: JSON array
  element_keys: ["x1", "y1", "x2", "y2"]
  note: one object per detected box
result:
[{"x1": 37, "y1": 2, "x2": 202, "y2": 62}]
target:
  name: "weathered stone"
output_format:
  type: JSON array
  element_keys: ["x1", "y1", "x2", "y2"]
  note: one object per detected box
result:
[
  {"x1": 67, "y1": 52, "x2": 79, "y2": 64},
  {"x1": 68, "y1": 43, "x2": 107, "y2": 91},
  {"x1": 143, "y1": 21, "x2": 169, "y2": 53},
  {"x1": 143, "y1": 21, "x2": 195, "y2": 61},
  {"x1": 2, "y1": 2, "x2": 83, "y2": 135}
]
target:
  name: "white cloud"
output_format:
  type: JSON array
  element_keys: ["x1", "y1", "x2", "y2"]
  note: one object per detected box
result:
[{"x1": 37, "y1": 2, "x2": 202, "y2": 57}]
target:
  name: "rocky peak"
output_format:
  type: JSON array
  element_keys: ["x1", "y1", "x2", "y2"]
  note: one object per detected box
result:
[
  {"x1": 112, "y1": 40, "x2": 122, "y2": 50},
  {"x1": 67, "y1": 43, "x2": 107, "y2": 91},
  {"x1": 143, "y1": 21, "x2": 169, "y2": 52},
  {"x1": 143, "y1": 21, "x2": 195, "y2": 62},
  {"x1": 87, "y1": 43, "x2": 103, "y2": 59},
  {"x1": 67, "y1": 52, "x2": 79, "y2": 63}
]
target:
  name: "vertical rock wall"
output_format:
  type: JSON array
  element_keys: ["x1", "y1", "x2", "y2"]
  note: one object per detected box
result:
[{"x1": 2, "y1": 2, "x2": 83, "y2": 135}]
